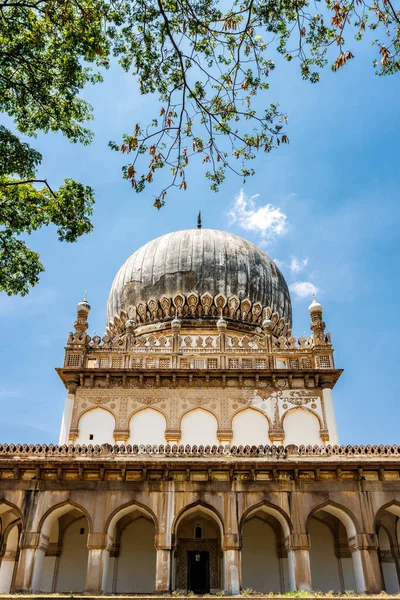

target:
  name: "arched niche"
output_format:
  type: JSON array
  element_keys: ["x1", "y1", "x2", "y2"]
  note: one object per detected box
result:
[
  {"x1": 128, "y1": 408, "x2": 166, "y2": 446},
  {"x1": 115, "y1": 516, "x2": 156, "y2": 593},
  {"x1": 241, "y1": 515, "x2": 287, "y2": 592},
  {"x1": 103, "y1": 503, "x2": 157, "y2": 593},
  {"x1": 0, "y1": 524, "x2": 19, "y2": 593},
  {"x1": 231, "y1": 409, "x2": 270, "y2": 446},
  {"x1": 174, "y1": 504, "x2": 223, "y2": 593},
  {"x1": 76, "y1": 407, "x2": 115, "y2": 445},
  {"x1": 283, "y1": 409, "x2": 321, "y2": 446},
  {"x1": 180, "y1": 409, "x2": 218, "y2": 446},
  {"x1": 375, "y1": 503, "x2": 400, "y2": 594},
  {"x1": 38, "y1": 503, "x2": 90, "y2": 593},
  {"x1": 55, "y1": 514, "x2": 89, "y2": 592},
  {"x1": 241, "y1": 504, "x2": 291, "y2": 593},
  {"x1": 308, "y1": 507, "x2": 357, "y2": 593}
]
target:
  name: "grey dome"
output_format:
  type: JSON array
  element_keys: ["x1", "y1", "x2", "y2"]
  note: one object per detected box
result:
[{"x1": 106, "y1": 229, "x2": 292, "y2": 326}]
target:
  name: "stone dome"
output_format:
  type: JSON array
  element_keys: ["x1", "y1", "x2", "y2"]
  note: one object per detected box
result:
[{"x1": 106, "y1": 229, "x2": 292, "y2": 328}]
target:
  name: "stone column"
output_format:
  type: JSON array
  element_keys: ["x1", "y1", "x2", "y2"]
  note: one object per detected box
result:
[
  {"x1": 320, "y1": 378, "x2": 339, "y2": 445},
  {"x1": 349, "y1": 533, "x2": 382, "y2": 594},
  {"x1": 14, "y1": 532, "x2": 48, "y2": 593},
  {"x1": 85, "y1": 533, "x2": 111, "y2": 593},
  {"x1": 0, "y1": 550, "x2": 17, "y2": 593},
  {"x1": 156, "y1": 550, "x2": 172, "y2": 591},
  {"x1": 286, "y1": 533, "x2": 312, "y2": 591},
  {"x1": 58, "y1": 376, "x2": 79, "y2": 445},
  {"x1": 223, "y1": 535, "x2": 241, "y2": 595}
]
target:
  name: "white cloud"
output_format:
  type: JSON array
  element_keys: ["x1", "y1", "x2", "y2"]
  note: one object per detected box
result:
[
  {"x1": 289, "y1": 281, "x2": 319, "y2": 298},
  {"x1": 228, "y1": 189, "x2": 287, "y2": 243},
  {"x1": 290, "y1": 257, "x2": 309, "y2": 273}
]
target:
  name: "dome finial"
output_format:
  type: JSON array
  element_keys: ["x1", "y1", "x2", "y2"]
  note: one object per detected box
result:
[
  {"x1": 84, "y1": 290, "x2": 87, "y2": 302},
  {"x1": 197, "y1": 211, "x2": 202, "y2": 229}
]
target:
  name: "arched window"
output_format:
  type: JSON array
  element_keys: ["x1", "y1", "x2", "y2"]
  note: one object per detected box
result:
[
  {"x1": 76, "y1": 408, "x2": 115, "y2": 445},
  {"x1": 231, "y1": 409, "x2": 270, "y2": 446},
  {"x1": 195, "y1": 525, "x2": 202, "y2": 539},
  {"x1": 128, "y1": 409, "x2": 166, "y2": 446},
  {"x1": 180, "y1": 409, "x2": 218, "y2": 446}
]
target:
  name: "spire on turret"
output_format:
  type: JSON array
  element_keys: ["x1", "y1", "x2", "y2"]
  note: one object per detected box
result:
[
  {"x1": 75, "y1": 294, "x2": 91, "y2": 334},
  {"x1": 308, "y1": 293, "x2": 326, "y2": 342},
  {"x1": 197, "y1": 211, "x2": 202, "y2": 229}
]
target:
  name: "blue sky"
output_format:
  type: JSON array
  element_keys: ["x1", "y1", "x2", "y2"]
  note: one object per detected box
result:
[{"x1": 0, "y1": 35, "x2": 399, "y2": 444}]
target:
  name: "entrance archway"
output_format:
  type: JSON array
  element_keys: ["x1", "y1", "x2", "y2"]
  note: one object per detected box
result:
[
  {"x1": 104, "y1": 503, "x2": 156, "y2": 593},
  {"x1": 39, "y1": 503, "x2": 90, "y2": 593},
  {"x1": 308, "y1": 508, "x2": 357, "y2": 592},
  {"x1": 241, "y1": 506, "x2": 289, "y2": 592},
  {"x1": 174, "y1": 505, "x2": 222, "y2": 593},
  {"x1": 375, "y1": 503, "x2": 400, "y2": 593}
]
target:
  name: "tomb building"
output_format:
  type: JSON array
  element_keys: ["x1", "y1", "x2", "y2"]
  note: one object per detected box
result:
[{"x1": 0, "y1": 227, "x2": 399, "y2": 595}]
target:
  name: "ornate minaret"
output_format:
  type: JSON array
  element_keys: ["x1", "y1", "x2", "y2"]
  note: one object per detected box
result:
[
  {"x1": 59, "y1": 296, "x2": 91, "y2": 445},
  {"x1": 308, "y1": 294, "x2": 339, "y2": 444}
]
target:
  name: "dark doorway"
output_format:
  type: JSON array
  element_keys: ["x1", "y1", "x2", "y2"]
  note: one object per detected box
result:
[{"x1": 187, "y1": 550, "x2": 210, "y2": 593}]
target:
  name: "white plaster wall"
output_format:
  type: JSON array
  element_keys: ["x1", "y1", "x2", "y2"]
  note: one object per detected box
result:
[
  {"x1": 40, "y1": 556, "x2": 57, "y2": 592},
  {"x1": 40, "y1": 519, "x2": 59, "y2": 592},
  {"x1": 341, "y1": 558, "x2": 356, "y2": 591},
  {"x1": 76, "y1": 408, "x2": 115, "y2": 445},
  {"x1": 379, "y1": 528, "x2": 400, "y2": 594},
  {"x1": 309, "y1": 518, "x2": 341, "y2": 592},
  {"x1": 59, "y1": 392, "x2": 75, "y2": 445},
  {"x1": 128, "y1": 409, "x2": 166, "y2": 446},
  {"x1": 55, "y1": 517, "x2": 88, "y2": 592},
  {"x1": 283, "y1": 410, "x2": 321, "y2": 446},
  {"x1": 241, "y1": 518, "x2": 282, "y2": 592},
  {"x1": 115, "y1": 517, "x2": 156, "y2": 593},
  {"x1": 231, "y1": 409, "x2": 270, "y2": 446},
  {"x1": 322, "y1": 388, "x2": 339, "y2": 445},
  {"x1": 180, "y1": 409, "x2": 219, "y2": 446}
]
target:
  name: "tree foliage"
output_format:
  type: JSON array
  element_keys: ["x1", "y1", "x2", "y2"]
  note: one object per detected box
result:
[
  {"x1": 107, "y1": 0, "x2": 400, "y2": 207},
  {"x1": 0, "y1": 0, "x2": 399, "y2": 294},
  {"x1": 0, "y1": 0, "x2": 105, "y2": 294}
]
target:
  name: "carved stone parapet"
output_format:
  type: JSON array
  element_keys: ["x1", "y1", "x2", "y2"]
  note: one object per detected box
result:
[
  {"x1": 348, "y1": 533, "x2": 379, "y2": 552},
  {"x1": 285, "y1": 533, "x2": 311, "y2": 551}
]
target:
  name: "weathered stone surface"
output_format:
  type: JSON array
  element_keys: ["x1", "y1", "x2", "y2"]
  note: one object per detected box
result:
[{"x1": 106, "y1": 229, "x2": 292, "y2": 327}]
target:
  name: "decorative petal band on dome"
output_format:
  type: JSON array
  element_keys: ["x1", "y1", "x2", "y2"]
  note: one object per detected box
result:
[{"x1": 105, "y1": 291, "x2": 292, "y2": 339}]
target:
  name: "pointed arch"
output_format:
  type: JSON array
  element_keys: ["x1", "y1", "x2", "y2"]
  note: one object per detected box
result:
[
  {"x1": 173, "y1": 500, "x2": 225, "y2": 542},
  {"x1": 0, "y1": 499, "x2": 23, "y2": 522},
  {"x1": 240, "y1": 500, "x2": 292, "y2": 538},
  {"x1": 76, "y1": 406, "x2": 115, "y2": 445},
  {"x1": 39, "y1": 499, "x2": 92, "y2": 537},
  {"x1": 375, "y1": 499, "x2": 400, "y2": 522},
  {"x1": 231, "y1": 407, "x2": 271, "y2": 446},
  {"x1": 179, "y1": 408, "x2": 219, "y2": 446},
  {"x1": 106, "y1": 499, "x2": 158, "y2": 538},
  {"x1": 306, "y1": 500, "x2": 359, "y2": 538},
  {"x1": 128, "y1": 407, "x2": 167, "y2": 446}
]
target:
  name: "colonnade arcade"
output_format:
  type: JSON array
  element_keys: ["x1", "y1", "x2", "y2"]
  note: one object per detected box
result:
[{"x1": 2, "y1": 494, "x2": 400, "y2": 595}]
